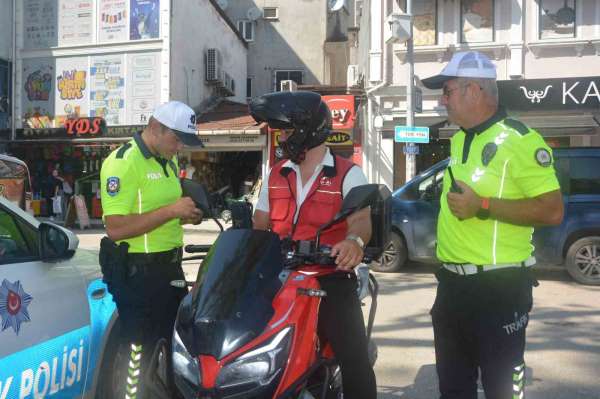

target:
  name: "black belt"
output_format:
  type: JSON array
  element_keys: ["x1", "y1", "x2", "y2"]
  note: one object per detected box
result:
[{"x1": 128, "y1": 247, "x2": 182, "y2": 265}]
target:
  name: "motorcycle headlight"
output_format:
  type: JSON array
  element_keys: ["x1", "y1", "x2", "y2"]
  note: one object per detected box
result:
[
  {"x1": 216, "y1": 326, "x2": 292, "y2": 390},
  {"x1": 172, "y1": 329, "x2": 200, "y2": 387}
]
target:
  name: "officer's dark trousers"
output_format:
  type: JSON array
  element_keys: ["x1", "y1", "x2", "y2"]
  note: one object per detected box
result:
[
  {"x1": 113, "y1": 252, "x2": 187, "y2": 399},
  {"x1": 318, "y1": 272, "x2": 377, "y2": 399},
  {"x1": 431, "y1": 266, "x2": 536, "y2": 399}
]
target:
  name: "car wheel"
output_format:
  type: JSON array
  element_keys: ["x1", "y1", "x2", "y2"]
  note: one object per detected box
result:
[
  {"x1": 95, "y1": 325, "x2": 123, "y2": 399},
  {"x1": 565, "y1": 236, "x2": 600, "y2": 286},
  {"x1": 370, "y1": 231, "x2": 407, "y2": 273}
]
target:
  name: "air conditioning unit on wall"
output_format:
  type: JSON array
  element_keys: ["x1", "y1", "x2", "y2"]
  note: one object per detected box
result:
[
  {"x1": 221, "y1": 72, "x2": 235, "y2": 97},
  {"x1": 347, "y1": 64, "x2": 359, "y2": 87},
  {"x1": 206, "y1": 48, "x2": 222, "y2": 82},
  {"x1": 280, "y1": 80, "x2": 297, "y2": 91}
]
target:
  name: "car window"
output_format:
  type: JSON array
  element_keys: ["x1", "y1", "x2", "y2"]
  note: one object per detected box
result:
[
  {"x1": 417, "y1": 170, "x2": 444, "y2": 201},
  {"x1": 0, "y1": 207, "x2": 38, "y2": 264},
  {"x1": 566, "y1": 157, "x2": 600, "y2": 195}
]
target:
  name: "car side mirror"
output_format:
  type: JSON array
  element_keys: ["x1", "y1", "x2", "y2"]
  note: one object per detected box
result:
[
  {"x1": 181, "y1": 178, "x2": 212, "y2": 217},
  {"x1": 39, "y1": 223, "x2": 75, "y2": 260}
]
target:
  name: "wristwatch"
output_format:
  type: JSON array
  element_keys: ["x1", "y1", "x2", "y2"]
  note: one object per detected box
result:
[
  {"x1": 346, "y1": 234, "x2": 365, "y2": 249},
  {"x1": 476, "y1": 197, "x2": 491, "y2": 220}
]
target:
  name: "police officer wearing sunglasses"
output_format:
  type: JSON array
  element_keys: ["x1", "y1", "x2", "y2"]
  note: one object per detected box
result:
[{"x1": 422, "y1": 51, "x2": 564, "y2": 399}]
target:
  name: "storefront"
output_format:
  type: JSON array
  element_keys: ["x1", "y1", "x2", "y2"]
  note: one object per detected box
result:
[
  {"x1": 192, "y1": 101, "x2": 269, "y2": 202},
  {"x1": 5, "y1": 118, "x2": 141, "y2": 222},
  {"x1": 439, "y1": 76, "x2": 600, "y2": 146}
]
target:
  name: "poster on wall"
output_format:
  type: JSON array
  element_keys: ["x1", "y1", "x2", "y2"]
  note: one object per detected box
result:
[
  {"x1": 58, "y1": 0, "x2": 94, "y2": 46},
  {"x1": 23, "y1": 0, "x2": 58, "y2": 49},
  {"x1": 90, "y1": 55, "x2": 125, "y2": 125},
  {"x1": 130, "y1": 0, "x2": 160, "y2": 40},
  {"x1": 127, "y1": 53, "x2": 161, "y2": 125},
  {"x1": 22, "y1": 58, "x2": 55, "y2": 128},
  {"x1": 55, "y1": 57, "x2": 90, "y2": 126},
  {"x1": 98, "y1": 0, "x2": 129, "y2": 42}
]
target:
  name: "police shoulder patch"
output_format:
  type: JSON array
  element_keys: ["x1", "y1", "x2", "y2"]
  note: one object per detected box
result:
[
  {"x1": 106, "y1": 176, "x2": 120, "y2": 196},
  {"x1": 535, "y1": 148, "x2": 552, "y2": 167}
]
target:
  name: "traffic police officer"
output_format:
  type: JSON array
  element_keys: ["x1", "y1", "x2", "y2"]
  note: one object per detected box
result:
[
  {"x1": 250, "y1": 91, "x2": 377, "y2": 399},
  {"x1": 422, "y1": 51, "x2": 564, "y2": 399},
  {"x1": 100, "y1": 101, "x2": 204, "y2": 398}
]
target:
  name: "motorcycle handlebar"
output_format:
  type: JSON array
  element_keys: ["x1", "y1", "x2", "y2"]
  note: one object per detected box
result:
[{"x1": 184, "y1": 244, "x2": 212, "y2": 253}]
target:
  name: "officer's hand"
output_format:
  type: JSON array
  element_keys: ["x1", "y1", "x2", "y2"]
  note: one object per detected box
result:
[
  {"x1": 170, "y1": 197, "x2": 202, "y2": 220},
  {"x1": 331, "y1": 239, "x2": 364, "y2": 271},
  {"x1": 446, "y1": 181, "x2": 481, "y2": 219}
]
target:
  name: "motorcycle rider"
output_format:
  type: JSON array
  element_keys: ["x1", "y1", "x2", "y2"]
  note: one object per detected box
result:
[{"x1": 250, "y1": 91, "x2": 377, "y2": 399}]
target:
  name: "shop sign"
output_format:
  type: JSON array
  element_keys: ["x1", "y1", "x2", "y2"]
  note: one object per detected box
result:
[
  {"x1": 327, "y1": 132, "x2": 352, "y2": 145},
  {"x1": 323, "y1": 95, "x2": 355, "y2": 130},
  {"x1": 198, "y1": 134, "x2": 266, "y2": 148},
  {"x1": 273, "y1": 130, "x2": 352, "y2": 146},
  {"x1": 498, "y1": 76, "x2": 600, "y2": 111},
  {"x1": 64, "y1": 117, "x2": 106, "y2": 136},
  {"x1": 15, "y1": 121, "x2": 145, "y2": 140}
]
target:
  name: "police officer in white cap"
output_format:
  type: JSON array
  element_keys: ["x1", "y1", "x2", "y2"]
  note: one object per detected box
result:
[
  {"x1": 99, "y1": 101, "x2": 204, "y2": 398},
  {"x1": 422, "y1": 52, "x2": 563, "y2": 399}
]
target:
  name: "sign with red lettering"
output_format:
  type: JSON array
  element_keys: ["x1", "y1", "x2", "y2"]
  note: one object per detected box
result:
[
  {"x1": 64, "y1": 117, "x2": 107, "y2": 136},
  {"x1": 323, "y1": 95, "x2": 355, "y2": 130}
]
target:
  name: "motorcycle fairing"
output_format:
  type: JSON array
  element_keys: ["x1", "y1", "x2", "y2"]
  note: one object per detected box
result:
[{"x1": 176, "y1": 229, "x2": 284, "y2": 359}]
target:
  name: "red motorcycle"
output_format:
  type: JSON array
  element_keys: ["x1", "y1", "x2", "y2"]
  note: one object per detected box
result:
[{"x1": 151, "y1": 183, "x2": 391, "y2": 399}]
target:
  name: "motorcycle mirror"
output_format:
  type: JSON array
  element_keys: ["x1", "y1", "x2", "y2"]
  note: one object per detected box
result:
[
  {"x1": 315, "y1": 184, "x2": 381, "y2": 247},
  {"x1": 181, "y1": 178, "x2": 212, "y2": 216}
]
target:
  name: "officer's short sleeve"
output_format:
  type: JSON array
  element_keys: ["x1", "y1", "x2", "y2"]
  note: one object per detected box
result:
[
  {"x1": 511, "y1": 133, "x2": 560, "y2": 198},
  {"x1": 100, "y1": 157, "x2": 139, "y2": 216},
  {"x1": 255, "y1": 170, "x2": 271, "y2": 213}
]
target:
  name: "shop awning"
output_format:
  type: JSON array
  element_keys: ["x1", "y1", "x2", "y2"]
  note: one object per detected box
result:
[{"x1": 438, "y1": 114, "x2": 600, "y2": 139}]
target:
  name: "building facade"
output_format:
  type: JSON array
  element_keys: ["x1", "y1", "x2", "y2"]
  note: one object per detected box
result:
[
  {"x1": 357, "y1": 0, "x2": 600, "y2": 189},
  {"x1": 0, "y1": 0, "x2": 12, "y2": 132},
  {"x1": 222, "y1": 0, "x2": 355, "y2": 97},
  {"x1": 5, "y1": 0, "x2": 248, "y2": 219}
]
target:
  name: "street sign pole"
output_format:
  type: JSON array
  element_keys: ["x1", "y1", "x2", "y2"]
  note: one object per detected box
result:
[{"x1": 405, "y1": 0, "x2": 416, "y2": 182}]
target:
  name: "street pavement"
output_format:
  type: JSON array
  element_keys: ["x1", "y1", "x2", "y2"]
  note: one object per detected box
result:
[{"x1": 75, "y1": 223, "x2": 600, "y2": 399}]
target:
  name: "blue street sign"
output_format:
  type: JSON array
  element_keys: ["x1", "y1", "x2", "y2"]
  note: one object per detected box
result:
[
  {"x1": 403, "y1": 144, "x2": 420, "y2": 155},
  {"x1": 394, "y1": 126, "x2": 430, "y2": 143}
]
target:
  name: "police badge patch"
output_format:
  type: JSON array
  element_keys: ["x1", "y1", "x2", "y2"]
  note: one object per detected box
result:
[
  {"x1": 0, "y1": 279, "x2": 33, "y2": 335},
  {"x1": 481, "y1": 142, "x2": 498, "y2": 166},
  {"x1": 107, "y1": 176, "x2": 120, "y2": 196},
  {"x1": 535, "y1": 148, "x2": 552, "y2": 167}
]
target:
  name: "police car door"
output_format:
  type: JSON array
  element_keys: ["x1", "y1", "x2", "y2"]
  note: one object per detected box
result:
[{"x1": 0, "y1": 202, "x2": 90, "y2": 399}]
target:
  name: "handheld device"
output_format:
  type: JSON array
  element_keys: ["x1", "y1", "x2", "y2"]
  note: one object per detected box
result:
[{"x1": 447, "y1": 166, "x2": 463, "y2": 194}]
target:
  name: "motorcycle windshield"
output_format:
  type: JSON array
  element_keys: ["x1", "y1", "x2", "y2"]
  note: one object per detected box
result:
[{"x1": 177, "y1": 229, "x2": 284, "y2": 359}]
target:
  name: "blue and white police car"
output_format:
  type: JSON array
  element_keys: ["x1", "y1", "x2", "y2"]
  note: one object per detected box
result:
[{"x1": 0, "y1": 196, "x2": 119, "y2": 398}]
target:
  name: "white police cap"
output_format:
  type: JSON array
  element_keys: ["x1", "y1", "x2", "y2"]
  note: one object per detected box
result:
[{"x1": 422, "y1": 51, "x2": 497, "y2": 90}]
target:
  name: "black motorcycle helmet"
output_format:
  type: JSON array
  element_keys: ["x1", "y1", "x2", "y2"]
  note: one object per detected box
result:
[{"x1": 249, "y1": 91, "x2": 331, "y2": 163}]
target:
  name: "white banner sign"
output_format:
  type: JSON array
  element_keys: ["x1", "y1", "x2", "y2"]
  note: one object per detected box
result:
[
  {"x1": 23, "y1": 0, "x2": 58, "y2": 49},
  {"x1": 22, "y1": 58, "x2": 55, "y2": 128},
  {"x1": 127, "y1": 53, "x2": 161, "y2": 124},
  {"x1": 98, "y1": 0, "x2": 129, "y2": 42},
  {"x1": 90, "y1": 55, "x2": 125, "y2": 125},
  {"x1": 58, "y1": 0, "x2": 94, "y2": 46},
  {"x1": 55, "y1": 57, "x2": 90, "y2": 124}
]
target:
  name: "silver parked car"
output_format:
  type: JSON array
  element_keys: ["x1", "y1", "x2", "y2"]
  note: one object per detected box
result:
[{"x1": 0, "y1": 196, "x2": 119, "y2": 398}]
